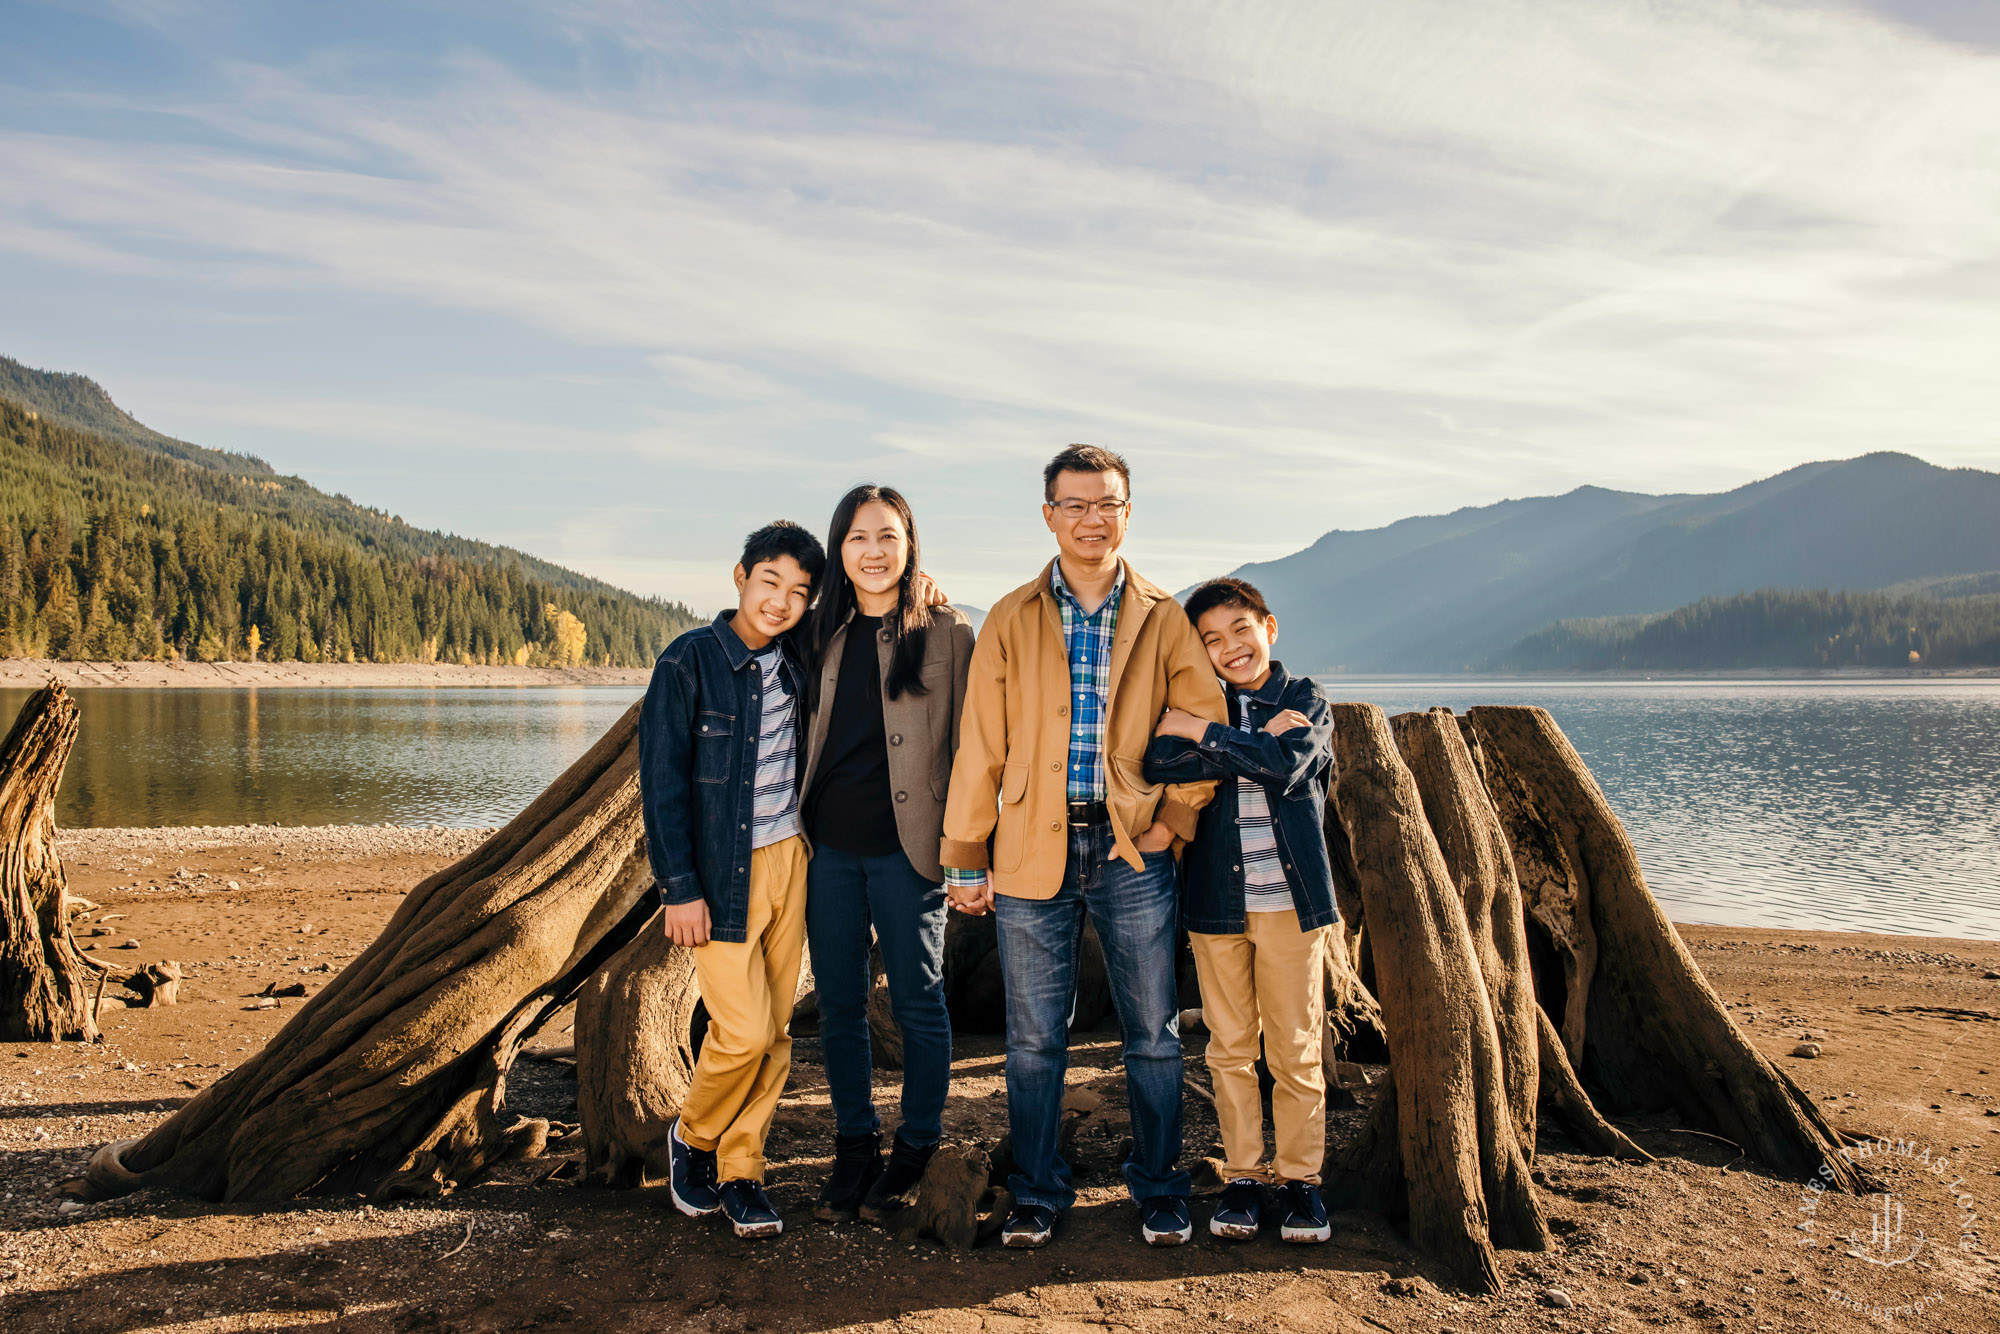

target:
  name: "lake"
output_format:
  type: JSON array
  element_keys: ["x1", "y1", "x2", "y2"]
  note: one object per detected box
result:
[{"x1": 5, "y1": 679, "x2": 1997, "y2": 941}]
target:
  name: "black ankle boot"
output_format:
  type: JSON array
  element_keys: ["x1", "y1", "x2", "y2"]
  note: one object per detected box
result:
[
  {"x1": 858, "y1": 1134, "x2": 936, "y2": 1224},
  {"x1": 813, "y1": 1131, "x2": 883, "y2": 1222}
]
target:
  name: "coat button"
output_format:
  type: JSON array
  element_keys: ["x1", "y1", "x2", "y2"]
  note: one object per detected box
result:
[
  {"x1": 701, "y1": 725, "x2": 709, "y2": 732},
  {"x1": 890, "y1": 734, "x2": 903, "y2": 745},
  {"x1": 1050, "y1": 762, "x2": 1059, "y2": 771},
  {"x1": 895, "y1": 791, "x2": 908, "y2": 803},
  {"x1": 1051, "y1": 821, "x2": 1061, "y2": 831},
  {"x1": 1058, "y1": 704, "x2": 1068, "y2": 716},
  {"x1": 880, "y1": 629, "x2": 891, "y2": 641}
]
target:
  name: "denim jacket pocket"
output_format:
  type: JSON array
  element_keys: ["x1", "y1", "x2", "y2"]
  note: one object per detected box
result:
[{"x1": 694, "y1": 711, "x2": 735, "y2": 785}]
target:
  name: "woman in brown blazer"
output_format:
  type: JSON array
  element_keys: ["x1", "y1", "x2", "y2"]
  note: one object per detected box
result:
[{"x1": 798, "y1": 484, "x2": 976, "y2": 1224}]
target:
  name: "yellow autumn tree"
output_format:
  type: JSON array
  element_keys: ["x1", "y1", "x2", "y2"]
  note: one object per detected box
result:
[
  {"x1": 246, "y1": 624, "x2": 262, "y2": 662},
  {"x1": 546, "y1": 604, "x2": 587, "y2": 668}
]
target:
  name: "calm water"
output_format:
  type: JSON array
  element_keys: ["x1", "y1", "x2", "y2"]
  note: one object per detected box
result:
[{"x1": 6, "y1": 680, "x2": 1997, "y2": 940}]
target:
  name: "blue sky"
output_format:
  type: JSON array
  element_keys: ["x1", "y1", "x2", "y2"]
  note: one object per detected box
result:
[{"x1": 5, "y1": 1, "x2": 1999, "y2": 611}]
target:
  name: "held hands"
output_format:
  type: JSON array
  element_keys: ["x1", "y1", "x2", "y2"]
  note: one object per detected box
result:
[
  {"x1": 661, "y1": 898, "x2": 712, "y2": 948},
  {"x1": 946, "y1": 877, "x2": 995, "y2": 916},
  {"x1": 1263, "y1": 708, "x2": 1312, "y2": 736},
  {"x1": 1153, "y1": 707, "x2": 1209, "y2": 742}
]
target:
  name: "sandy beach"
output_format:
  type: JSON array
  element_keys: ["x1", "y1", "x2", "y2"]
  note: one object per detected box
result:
[{"x1": 1, "y1": 826, "x2": 1995, "y2": 1332}]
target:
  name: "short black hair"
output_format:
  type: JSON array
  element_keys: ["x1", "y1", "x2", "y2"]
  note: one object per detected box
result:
[
  {"x1": 739, "y1": 520, "x2": 825, "y2": 585},
  {"x1": 1184, "y1": 577, "x2": 1272, "y2": 627},
  {"x1": 1043, "y1": 443, "x2": 1131, "y2": 503}
]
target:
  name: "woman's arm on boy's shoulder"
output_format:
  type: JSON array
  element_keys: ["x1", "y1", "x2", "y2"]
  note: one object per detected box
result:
[
  {"x1": 943, "y1": 608, "x2": 977, "y2": 759},
  {"x1": 638, "y1": 648, "x2": 704, "y2": 907},
  {"x1": 1179, "y1": 678, "x2": 1331, "y2": 795}
]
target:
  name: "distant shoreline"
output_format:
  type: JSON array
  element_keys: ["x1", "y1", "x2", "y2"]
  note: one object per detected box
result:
[{"x1": 0, "y1": 657, "x2": 651, "y2": 690}]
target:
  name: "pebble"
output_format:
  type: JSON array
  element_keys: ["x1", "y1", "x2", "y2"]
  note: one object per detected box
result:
[
  {"x1": 1984, "y1": 970, "x2": 2000, "y2": 980},
  {"x1": 255, "y1": 997, "x2": 278, "y2": 1010},
  {"x1": 117, "y1": 939, "x2": 141, "y2": 950},
  {"x1": 1790, "y1": 1043, "x2": 1820, "y2": 1058},
  {"x1": 1543, "y1": 1287, "x2": 1573, "y2": 1308}
]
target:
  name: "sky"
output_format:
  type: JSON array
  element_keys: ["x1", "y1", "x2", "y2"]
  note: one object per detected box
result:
[{"x1": 4, "y1": 1, "x2": 1999, "y2": 612}]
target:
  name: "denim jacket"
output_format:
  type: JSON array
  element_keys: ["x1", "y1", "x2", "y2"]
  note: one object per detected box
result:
[
  {"x1": 639, "y1": 612, "x2": 807, "y2": 944},
  {"x1": 1142, "y1": 661, "x2": 1338, "y2": 934}
]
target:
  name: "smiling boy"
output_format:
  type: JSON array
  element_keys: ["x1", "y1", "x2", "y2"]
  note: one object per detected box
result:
[
  {"x1": 639, "y1": 520, "x2": 825, "y2": 1238},
  {"x1": 1144, "y1": 576, "x2": 1340, "y2": 1245}
]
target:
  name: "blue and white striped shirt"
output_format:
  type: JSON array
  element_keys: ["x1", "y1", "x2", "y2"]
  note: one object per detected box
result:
[
  {"x1": 750, "y1": 646, "x2": 800, "y2": 848},
  {"x1": 1051, "y1": 559, "x2": 1124, "y2": 803},
  {"x1": 1233, "y1": 690, "x2": 1293, "y2": 913}
]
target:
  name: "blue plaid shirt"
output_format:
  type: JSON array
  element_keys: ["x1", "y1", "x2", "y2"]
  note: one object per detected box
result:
[
  {"x1": 1052, "y1": 559, "x2": 1124, "y2": 802},
  {"x1": 944, "y1": 560, "x2": 1125, "y2": 891}
]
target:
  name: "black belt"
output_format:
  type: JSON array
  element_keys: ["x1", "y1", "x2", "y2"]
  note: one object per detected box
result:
[{"x1": 1066, "y1": 800, "x2": 1108, "y2": 827}]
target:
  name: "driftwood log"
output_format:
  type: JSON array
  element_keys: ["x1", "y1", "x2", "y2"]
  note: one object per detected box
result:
[
  {"x1": 70, "y1": 701, "x2": 657, "y2": 1203},
  {"x1": 122, "y1": 961, "x2": 183, "y2": 1008},
  {"x1": 1, "y1": 683, "x2": 97, "y2": 1043}
]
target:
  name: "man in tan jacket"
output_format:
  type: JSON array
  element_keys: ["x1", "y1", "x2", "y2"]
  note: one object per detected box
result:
[{"x1": 941, "y1": 444, "x2": 1226, "y2": 1249}]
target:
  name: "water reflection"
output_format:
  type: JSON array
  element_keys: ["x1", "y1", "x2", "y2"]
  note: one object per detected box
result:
[
  {"x1": 5, "y1": 679, "x2": 1996, "y2": 940},
  {"x1": 1343, "y1": 679, "x2": 2000, "y2": 942},
  {"x1": 5, "y1": 687, "x2": 642, "y2": 832}
]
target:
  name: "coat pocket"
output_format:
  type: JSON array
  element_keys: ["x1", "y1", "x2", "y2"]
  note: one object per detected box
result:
[
  {"x1": 695, "y1": 711, "x2": 735, "y2": 785},
  {"x1": 994, "y1": 762, "x2": 1031, "y2": 874}
]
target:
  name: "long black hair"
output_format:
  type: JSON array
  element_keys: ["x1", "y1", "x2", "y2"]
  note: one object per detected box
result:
[{"x1": 809, "y1": 484, "x2": 932, "y2": 703}]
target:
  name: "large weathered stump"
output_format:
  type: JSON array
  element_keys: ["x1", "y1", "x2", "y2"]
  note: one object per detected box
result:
[
  {"x1": 1, "y1": 683, "x2": 97, "y2": 1043},
  {"x1": 1391, "y1": 708, "x2": 1540, "y2": 1155},
  {"x1": 71, "y1": 701, "x2": 657, "y2": 1203},
  {"x1": 575, "y1": 911, "x2": 704, "y2": 1187},
  {"x1": 1326, "y1": 702, "x2": 1546, "y2": 1293},
  {"x1": 1466, "y1": 705, "x2": 1862, "y2": 1190}
]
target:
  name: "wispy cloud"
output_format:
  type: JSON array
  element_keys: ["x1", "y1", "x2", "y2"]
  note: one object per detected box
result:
[{"x1": 3, "y1": 1, "x2": 1998, "y2": 606}]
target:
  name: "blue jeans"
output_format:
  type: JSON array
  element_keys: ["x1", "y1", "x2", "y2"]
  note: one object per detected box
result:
[
  {"x1": 805, "y1": 845, "x2": 952, "y2": 1147},
  {"x1": 995, "y1": 822, "x2": 1188, "y2": 1212}
]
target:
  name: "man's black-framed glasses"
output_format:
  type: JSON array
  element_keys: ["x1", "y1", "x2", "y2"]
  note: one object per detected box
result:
[{"x1": 1051, "y1": 497, "x2": 1131, "y2": 518}]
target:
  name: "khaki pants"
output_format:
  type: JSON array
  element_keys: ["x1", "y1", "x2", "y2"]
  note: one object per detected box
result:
[
  {"x1": 677, "y1": 835, "x2": 808, "y2": 1182},
  {"x1": 1189, "y1": 909, "x2": 1330, "y2": 1184}
]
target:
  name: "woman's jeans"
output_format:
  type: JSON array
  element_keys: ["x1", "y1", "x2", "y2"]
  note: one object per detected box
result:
[
  {"x1": 805, "y1": 845, "x2": 952, "y2": 1147},
  {"x1": 994, "y1": 822, "x2": 1188, "y2": 1212}
]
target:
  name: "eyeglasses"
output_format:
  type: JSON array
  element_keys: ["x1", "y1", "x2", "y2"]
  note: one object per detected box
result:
[{"x1": 1050, "y1": 498, "x2": 1131, "y2": 518}]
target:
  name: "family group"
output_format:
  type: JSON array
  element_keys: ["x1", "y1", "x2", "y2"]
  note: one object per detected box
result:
[{"x1": 636, "y1": 444, "x2": 1339, "y2": 1251}]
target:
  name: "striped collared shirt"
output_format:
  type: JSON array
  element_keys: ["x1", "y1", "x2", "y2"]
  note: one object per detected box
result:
[
  {"x1": 1233, "y1": 689, "x2": 1293, "y2": 913},
  {"x1": 1051, "y1": 559, "x2": 1125, "y2": 803},
  {"x1": 750, "y1": 645, "x2": 801, "y2": 848}
]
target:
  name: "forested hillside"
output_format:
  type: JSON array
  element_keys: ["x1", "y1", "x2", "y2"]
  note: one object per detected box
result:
[
  {"x1": 1489, "y1": 588, "x2": 2000, "y2": 671},
  {"x1": 0, "y1": 389, "x2": 700, "y2": 667}
]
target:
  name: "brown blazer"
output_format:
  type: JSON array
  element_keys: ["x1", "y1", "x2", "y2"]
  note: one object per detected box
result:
[
  {"x1": 939, "y1": 559, "x2": 1226, "y2": 900},
  {"x1": 800, "y1": 604, "x2": 977, "y2": 883}
]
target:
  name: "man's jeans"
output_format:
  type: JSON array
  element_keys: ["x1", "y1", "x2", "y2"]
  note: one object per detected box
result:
[
  {"x1": 995, "y1": 822, "x2": 1188, "y2": 1212},
  {"x1": 805, "y1": 845, "x2": 952, "y2": 1147}
]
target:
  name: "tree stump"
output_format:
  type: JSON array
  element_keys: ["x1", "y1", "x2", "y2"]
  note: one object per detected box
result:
[
  {"x1": 1, "y1": 682, "x2": 97, "y2": 1043},
  {"x1": 574, "y1": 911, "x2": 704, "y2": 1187},
  {"x1": 1466, "y1": 705, "x2": 1863, "y2": 1190},
  {"x1": 1325, "y1": 702, "x2": 1546, "y2": 1293},
  {"x1": 70, "y1": 700, "x2": 658, "y2": 1203},
  {"x1": 1390, "y1": 709, "x2": 1540, "y2": 1156}
]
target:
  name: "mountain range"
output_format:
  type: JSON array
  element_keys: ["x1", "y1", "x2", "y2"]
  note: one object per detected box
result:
[
  {"x1": 1, "y1": 355, "x2": 697, "y2": 666},
  {"x1": 1216, "y1": 452, "x2": 2000, "y2": 673}
]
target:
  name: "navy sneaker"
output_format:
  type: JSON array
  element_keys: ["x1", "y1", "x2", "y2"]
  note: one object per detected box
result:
[
  {"x1": 814, "y1": 1130, "x2": 883, "y2": 1222},
  {"x1": 1140, "y1": 1194, "x2": 1193, "y2": 1246},
  {"x1": 859, "y1": 1133, "x2": 936, "y2": 1224},
  {"x1": 1001, "y1": 1202, "x2": 1056, "y2": 1248},
  {"x1": 667, "y1": 1117, "x2": 719, "y2": 1217},
  {"x1": 718, "y1": 1178, "x2": 784, "y2": 1238},
  {"x1": 1277, "y1": 1180, "x2": 1331, "y2": 1243},
  {"x1": 1209, "y1": 1178, "x2": 1264, "y2": 1240}
]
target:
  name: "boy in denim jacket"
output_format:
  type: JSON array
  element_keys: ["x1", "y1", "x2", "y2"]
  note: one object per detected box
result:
[
  {"x1": 639, "y1": 520, "x2": 824, "y2": 1238},
  {"x1": 1144, "y1": 576, "x2": 1339, "y2": 1244}
]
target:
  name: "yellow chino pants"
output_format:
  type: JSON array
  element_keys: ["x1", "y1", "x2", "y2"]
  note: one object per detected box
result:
[
  {"x1": 1189, "y1": 909, "x2": 1330, "y2": 1184},
  {"x1": 676, "y1": 835, "x2": 808, "y2": 1183}
]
